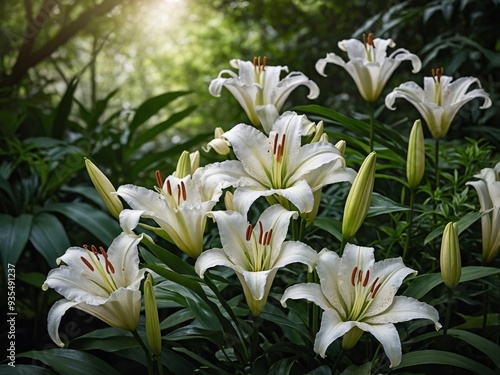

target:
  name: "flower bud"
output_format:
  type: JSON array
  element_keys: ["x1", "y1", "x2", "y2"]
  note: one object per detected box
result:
[
  {"x1": 406, "y1": 119, "x2": 425, "y2": 190},
  {"x1": 85, "y1": 158, "x2": 123, "y2": 219},
  {"x1": 144, "y1": 274, "x2": 162, "y2": 356},
  {"x1": 224, "y1": 191, "x2": 234, "y2": 211},
  {"x1": 342, "y1": 152, "x2": 376, "y2": 241},
  {"x1": 440, "y1": 222, "x2": 462, "y2": 289},
  {"x1": 342, "y1": 326, "x2": 363, "y2": 350},
  {"x1": 310, "y1": 121, "x2": 325, "y2": 143},
  {"x1": 203, "y1": 127, "x2": 231, "y2": 155},
  {"x1": 335, "y1": 140, "x2": 346, "y2": 157},
  {"x1": 174, "y1": 150, "x2": 200, "y2": 178}
]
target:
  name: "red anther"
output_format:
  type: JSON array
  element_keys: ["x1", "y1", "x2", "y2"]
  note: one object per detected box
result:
[
  {"x1": 246, "y1": 224, "x2": 253, "y2": 241},
  {"x1": 99, "y1": 246, "x2": 108, "y2": 259},
  {"x1": 262, "y1": 56, "x2": 267, "y2": 71},
  {"x1": 258, "y1": 221, "x2": 264, "y2": 244},
  {"x1": 106, "y1": 259, "x2": 115, "y2": 274},
  {"x1": 166, "y1": 180, "x2": 172, "y2": 196},
  {"x1": 370, "y1": 277, "x2": 380, "y2": 293},
  {"x1": 277, "y1": 134, "x2": 286, "y2": 163},
  {"x1": 372, "y1": 282, "x2": 382, "y2": 298},
  {"x1": 351, "y1": 267, "x2": 358, "y2": 286},
  {"x1": 83, "y1": 244, "x2": 89, "y2": 250},
  {"x1": 81, "y1": 256, "x2": 94, "y2": 272},
  {"x1": 177, "y1": 185, "x2": 181, "y2": 205},
  {"x1": 363, "y1": 270, "x2": 370, "y2": 287},
  {"x1": 155, "y1": 170, "x2": 164, "y2": 189},
  {"x1": 362, "y1": 33, "x2": 367, "y2": 47},
  {"x1": 181, "y1": 181, "x2": 187, "y2": 201},
  {"x1": 91, "y1": 245, "x2": 100, "y2": 260},
  {"x1": 368, "y1": 32, "x2": 375, "y2": 47},
  {"x1": 253, "y1": 56, "x2": 257, "y2": 68},
  {"x1": 263, "y1": 231, "x2": 269, "y2": 246},
  {"x1": 273, "y1": 133, "x2": 279, "y2": 155},
  {"x1": 266, "y1": 228, "x2": 273, "y2": 246}
]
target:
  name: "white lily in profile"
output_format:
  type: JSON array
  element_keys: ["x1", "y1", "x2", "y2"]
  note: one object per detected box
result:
[
  {"x1": 42, "y1": 211, "x2": 146, "y2": 347},
  {"x1": 466, "y1": 162, "x2": 500, "y2": 264},
  {"x1": 195, "y1": 205, "x2": 318, "y2": 316},
  {"x1": 281, "y1": 244, "x2": 441, "y2": 368},
  {"x1": 316, "y1": 33, "x2": 421, "y2": 103},
  {"x1": 385, "y1": 68, "x2": 492, "y2": 139},
  {"x1": 117, "y1": 169, "x2": 223, "y2": 258},
  {"x1": 198, "y1": 111, "x2": 356, "y2": 216},
  {"x1": 209, "y1": 57, "x2": 320, "y2": 133}
]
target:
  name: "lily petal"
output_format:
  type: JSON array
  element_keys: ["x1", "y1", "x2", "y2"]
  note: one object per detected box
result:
[
  {"x1": 281, "y1": 283, "x2": 332, "y2": 312},
  {"x1": 314, "y1": 309, "x2": 355, "y2": 358},
  {"x1": 47, "y1": 299, "x2": 79, "y2": 347},
  {"x1": 360, "y1": 322, "x2": 401, "y2": 368}
]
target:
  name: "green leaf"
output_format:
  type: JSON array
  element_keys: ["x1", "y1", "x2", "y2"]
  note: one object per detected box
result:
[
  {"x1": 172, "y1": 347, "x2": 232, "y2": 375},
  {"x1": 367, "y1": 192, "x2": 409, "y2": 217},
  {"x1": 17, "y1": 272, "x2": 46, "y2": 288},
  {"x1": 127, "y1": 91, "x2": 190, "y2": 143},
  {"x1": 0, "y1": 214, "x2": 32, "y2": 278},
  {"x1": 308, "y1": 365, "x2": 333, "y2": 375},
  {"x1": 43, "y1": 202, "x2": 120, "y2": 245},
  {"x1": 313, "y1": 216, "x2": 342, "y2": 242},
  {"x1": 43, "y1": 151, "x2": 85, "y2": 196},
  {"x1": 141, "y1": 236, "x2": 197, "y2": 276},
  {"x1": 0, "y1": 364, "x2": 57, "y2": 374},
  {"x1": 70, "y1": 327, "x2": 138, "y2": 352},
  {"x1": 447, "y1": 330, "x2": 500, "y2": 367},
  {"x1": 404, "y1": 266, "x2": 500, "y2": 299},
  {"x1": 51, "y1": 77, "x2": 78, "y2": 139},
  {"x1": 268, "y1": 358, "x2": 296, "y2": 375},
  {"x1": 424, "y1": 209, "x2": 490, "y2": 245},
  {"x1": 339, "y1": 362, "x2": 370, "y2": 375},
  {"x1": 395, "y1": 350, "x2": 496, "y2": 375},
  {"x1": 454, "y1": 313, "x2": 499, "y2": 329},
  {"x1": 127, "y1": 105, "x2": 197, "y2": 156},
  {"x1": 29, "y1": 213, "x2": 70, "y2": 267},
  {"x1": 18, "y1": 349, "x2": 121, "y2": 375}
]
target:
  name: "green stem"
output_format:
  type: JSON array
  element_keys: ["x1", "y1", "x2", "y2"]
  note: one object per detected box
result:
[
  {"x1": 339, "y1": 237, "x2": 347, "y2": 256},
  {"x1": 443, "y1": 288, "x2": 454, "y2": 336},
  {"x1": 482, "y1": 282, "x2": 489, "y2": 336},
  {"x1": 251, "y1": 315, "x2": 261, "y2": 363},
  {"x1": 434, "y1": 138, "x2": 440, "y2": 207},
  {"x1": 403, "y1": 188, "x2": 416, "y2": 262},
  {"x1": 331, "y1": 348, "x2": 345, "y2": 374},
  {"x1": 132, "y1": 329, "x2": 154, "y2": 375},
  {"x1": 369, "y1": 102, "x2": 375, "y2": 152},
  {"x1": 155, "y1": 355, "x2": 164, "y2": 375}
]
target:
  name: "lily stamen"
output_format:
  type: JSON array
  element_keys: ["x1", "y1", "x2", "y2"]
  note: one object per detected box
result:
[
  {"x1": 155, "y1": 170, "x2": 164, "y2": 189},
  {"x1": 181, "y1": 181, "x2": 187, "y2": 201},
  {"x1": 362, "y1": 33, "x2": 375, "y2": 62},
  {"x1": 246, "y1": 224, "x2": 253, "y2": 241},
  {"x1": 99, "y1": 246, "x2": 115, "y2": 274},
  {"x1": 258, "y1": 221, "x2": 264, "y2": 244},
  {"x1": 81, "y1": 256, "x2": 95, "y2": 271},
  {"x1": 166, "y1": 180, "x2": 172, "y2": 196}
]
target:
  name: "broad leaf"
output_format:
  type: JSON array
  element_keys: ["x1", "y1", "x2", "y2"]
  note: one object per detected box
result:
[
  {"x1": 29, "y1": 213, "x2": 70, "y2": 266},
  {"x1": 0, "y1": 214, "x2": 32, "y2": 278}
]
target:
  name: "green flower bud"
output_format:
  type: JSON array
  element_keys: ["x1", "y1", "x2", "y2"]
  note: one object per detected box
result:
[
  {"x1": 342, "y1": 326, "x2": 363, "y2": 350},
  {"x1": 224, "y1": 191, "x2": 234, "y2": 211},
  {"x1": 342, "y1": 152, "x2": 376, "y2": 241},
  {"x1": 310, "y1": 121, "x2": 325, "y2": 143},
  {"x1": 144, "y1": 274, "x2": 162, "y2": 356},
  {"x1": 174, "y1": 150, "x2": 193, "y2": 178},
  {"x1": 335, "y1": 140, "x2": 346, "y2": 157},
  {"x1": 440, "y1": 222, "x2": 461, "y2": 289},
  {"x1": 407, "y1": 119, "x2": 425, "y2": 190},
  {"x1": 85, "y1": 158, "x2": 123, "y2": 219}
]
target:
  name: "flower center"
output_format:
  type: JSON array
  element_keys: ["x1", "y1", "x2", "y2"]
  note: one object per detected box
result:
[
  {"x1": 271, "y1": 132, "x2": 287, "y2": 189},
  {"x1": 245, "y1": 221, "x2": 273, "y2": 272},
  {"x1": 347, "y1": 266, "x2": 382, "y2": 321},
  {"x1": 432, "y1": 67, "x2": 444, "y2": 106},
  {"x1": 156, "y1": 170, "x2": 188, "y2": 208},
  {"x1": 81, "y1": 244, "x2": 118, "y2": 295},
  {"x1": 253, "y1": 56, "x2": 267, "y2": 83},
  {"x1": 362, "y1": 33, "x2": 376, "y2": 62}
]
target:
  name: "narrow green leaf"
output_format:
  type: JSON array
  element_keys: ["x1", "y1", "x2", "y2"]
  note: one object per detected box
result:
[
  {"x1": 0, "y1": 214, "x2": 32, "y2": 278},
  {"x1": 0, "y1": 364, "x2": 57, "y2": 374},
  {"x1": 339, "y1": 362, "x2": 370, "y2": 375},
  {"x1": 268, "y1": 358, "x2": 296, "y2": 375},
  {"x1": 367, "y1": 192, "x2": 409, "y2": 217},
  {"x1": 404, "y1": 266, "x2": 500, "y2": 299},
  {"x1": 43, "y1": 202, "x2": 120, "y2": 245},
  {"x1": 395, "y1": 350, "x2": 496, "y2": 375},
  {"x1": 172, "y1": 347, "x2": 232, "y2": 375},
  {"x1": 455, "y1": 313, "x2": 499, "y2": 329},
  {"x1": 17, "y1": 271, "x2": 46, "y2": 288},
  {"x1": 70, "y1": 328, "x2": 138, "y2": 352},
  {"x1": 44, "y1": 151, "x2": 85, "y2": 196},
  {"x1": 127, "y1": 91, "x2": 190, "y2": 143},
  {"x1": 127, "y1": 105, "x2": 197, "y2": 156},
  {"x1": 18, "y1": 349, "x2": 121, "y2": 375},
  {"x1": 51, "y1": 77, "x2": 78, "y2": 139},
  {"x1": 424, "y1": 209, "x2": 491, "y2": 245},
  {"x1": 449, "y1": 330, "x2": 500, "y2": 367},
  {"x1": 313, "y1": 216, "x2": 342, "y2": 242},
  {"x1": 141, "y1": 236, "x2": 197, "y2": 276},
  {"x1": 29, "y1": 213, "x2": 70, "y2": 267}
]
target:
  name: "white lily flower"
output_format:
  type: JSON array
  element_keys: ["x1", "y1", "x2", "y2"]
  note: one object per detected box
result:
[
  {"x1": 203, "y1": 127, "x2": 231, "y2": 156},
  {"x1": 42, "y1": 212, "x2": 146, "y2": 347},
  {"x1": 195, "y1": 205, "x2": 318, "y2": 316},
  {"x1": 198, "y1": 111, "x2": 356, "y2": 216},
  {"x1": 385, "y1": 68, "x2": 492, "y2": 139},
  {"x1": 466, "y1": 162, "x2": 500, "y2": 264},
  {"x1": 117, "y1": 169, "x2": 223, "y2": 258},
  {"x1": 316, "y1": 33, "x2": 421, "y2": 103},
  {"x1": 209, "y1": 57, "x2": 320, "y2": 133},
  {"x1": 281, "y1": 244, "x2": 441, "y2": 368}
]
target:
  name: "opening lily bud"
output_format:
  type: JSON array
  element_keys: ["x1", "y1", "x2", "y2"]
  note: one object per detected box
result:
[
  {"x1": 406, "y1": 119, "x2": 425, "y2": 190},
  {"x1": 335, "y1": 140, "x2": 346, "y2": 157},
  {"x1": 174, "y1": 150, "x2": 193, "y2": 178},
  {"x1": 203, "y1": 127, "x2": 231, "y2": 155},
  {"x1": 144, "y1": 274, "x2": 162, "y2": 356},
  {"x1": 342, "y1": 152, "x2": 376, "y2": 242},
  {"x1": 440, "y1": 222, "x2": 462, "y2": 289},
  {"x1": 342, "y1": 326, "x2": 363, "y2": 350},
  {"x1": 85, "y1": 158, "x2": 123, "y2": 219}
]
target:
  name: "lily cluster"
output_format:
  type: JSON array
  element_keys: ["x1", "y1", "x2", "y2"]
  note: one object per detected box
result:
[{"x1": 42, "y1": 31, "x2": 494, "y2": 373}]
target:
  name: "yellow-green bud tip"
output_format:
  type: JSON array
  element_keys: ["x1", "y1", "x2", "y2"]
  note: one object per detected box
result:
[
  {"x1": 144, "y1": 274, "x2": 162, "y2": 356},
  {"x1": 407, "y1": 119, "x2": 425, "y2": 190},
  {"x1": 440, "y1": 222, "x2": 462, "y2": 289}
]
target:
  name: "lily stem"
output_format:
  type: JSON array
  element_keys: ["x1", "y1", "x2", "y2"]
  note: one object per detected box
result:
[
  {"x1": 331, "y1": 348, "x2": 345, "y2": 374},
  {"x1": 403, "y1": 188, "x2": 416, "y2": 262},
  {"x1": 443, "y1": 287, "x2": 454, "y2": 336},
  {"x1": 369, "y1": 102, "x2": 375, "y2": 152},
  {"x1": 155, "y1": 355, "x2": 164, "y2": 375},
  {"x1": 251, "y1": 315, "x2": 261, "y2": 363},
  {"x1": 482, "y1": 280, "x2": 490, "y2": 336},
  {"x1": 132, "y1": 329, "x2": 155, "y2": 375},
  {"x1": 433, "y1": 138, "x2": 440, "y2": 214}
]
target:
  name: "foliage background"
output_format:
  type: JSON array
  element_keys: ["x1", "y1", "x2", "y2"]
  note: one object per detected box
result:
[{"x1": 0, "y1": 0, "x2": 499, "y2": 373}]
